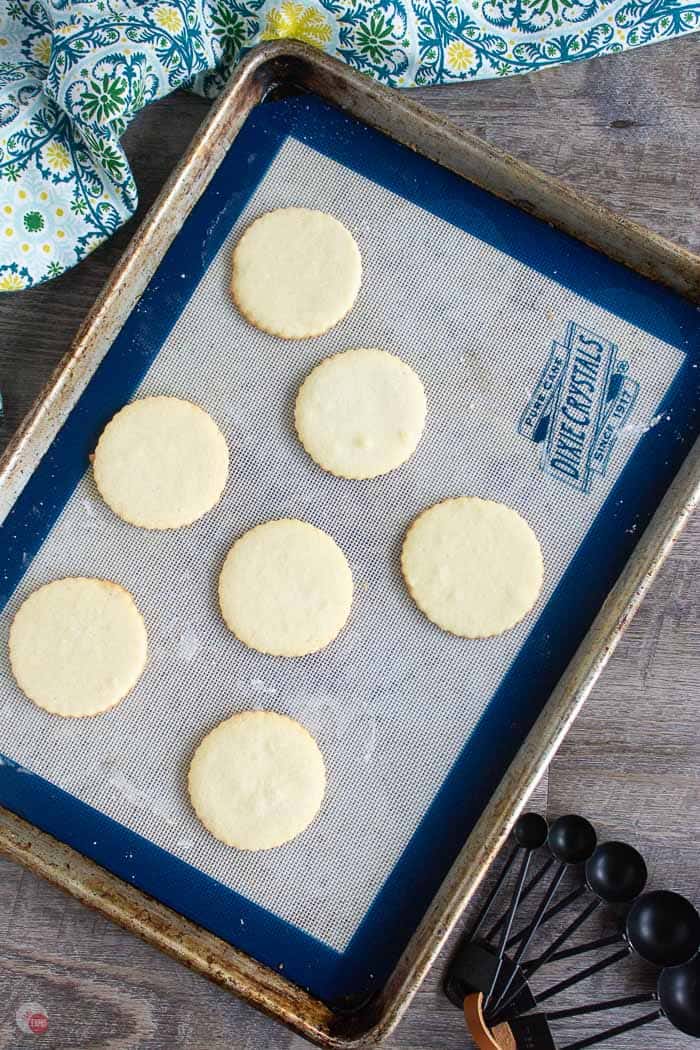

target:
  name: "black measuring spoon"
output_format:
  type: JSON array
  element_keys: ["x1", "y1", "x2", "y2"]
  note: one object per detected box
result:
[
  {"x1": 508, "y1": 952, "x2": 700, "y2": 1049},
  {"x1": 444, "y1": 812, "x2": 548, "y2": 1012},
  {"x1": 494, "y1": 890, "x2": 700, "y2": 1026},
  {"x1": 484, "y1": 814, "x2": 597, "y2": 1021},
  {"x1": 493, "y1": 840, "x2": 647, "y2": 1020}
]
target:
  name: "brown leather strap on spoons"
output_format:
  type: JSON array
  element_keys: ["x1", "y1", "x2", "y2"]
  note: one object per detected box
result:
[{"x1": 464, "y1": 993, "x2": 517, "y2": 1050}]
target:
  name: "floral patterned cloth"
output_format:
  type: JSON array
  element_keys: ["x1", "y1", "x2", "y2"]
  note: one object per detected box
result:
[{"x1": 0, "y1": 0, "x2": 697, "y2": 291}]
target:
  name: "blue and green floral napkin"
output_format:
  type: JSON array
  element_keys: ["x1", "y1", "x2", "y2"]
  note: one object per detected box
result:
[{"x1": 0, "y1": 0, "x2": 696, "y2": 290}]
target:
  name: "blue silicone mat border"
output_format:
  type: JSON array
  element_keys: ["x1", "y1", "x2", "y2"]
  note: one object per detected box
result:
[{"x1": 1, "y1": 95, "x2": 698, "y2": 1008}]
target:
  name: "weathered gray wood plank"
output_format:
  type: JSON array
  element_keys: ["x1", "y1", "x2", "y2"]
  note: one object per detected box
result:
[{"x1": 1, "y1": 33, "x2": 698, "y2": 1050}]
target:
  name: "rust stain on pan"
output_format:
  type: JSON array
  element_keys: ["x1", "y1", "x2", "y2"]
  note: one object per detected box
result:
[
  {"x1": 0, "y1": 809, "x2": 340, "y2": 1044},
  {"x1": 1, "y1": 40, "x2": 699, "y2": 1049}
]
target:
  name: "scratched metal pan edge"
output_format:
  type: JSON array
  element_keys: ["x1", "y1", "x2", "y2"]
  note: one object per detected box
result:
[{"x1": 0, "y1": 40, "x2": 699, "y2": 1048}]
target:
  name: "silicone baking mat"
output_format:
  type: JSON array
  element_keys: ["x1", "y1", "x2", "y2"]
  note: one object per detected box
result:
[{"x1": 0, "y1": 96, "x2": 698, "y2": 1007}]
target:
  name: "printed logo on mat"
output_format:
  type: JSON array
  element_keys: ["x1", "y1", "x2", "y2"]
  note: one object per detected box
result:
[{"x1": 518, "y1": 322, "x2": 639, "y2": 494}]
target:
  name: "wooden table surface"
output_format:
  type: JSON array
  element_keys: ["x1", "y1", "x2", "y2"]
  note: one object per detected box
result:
[{"x1": 1, "y1": 35, "x2": 698, "y2": 1050}]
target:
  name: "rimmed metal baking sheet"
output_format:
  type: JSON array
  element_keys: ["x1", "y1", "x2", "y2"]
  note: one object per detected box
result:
[{"x1": 0, "y1": 42, "x2": 698, "y2": 1048}]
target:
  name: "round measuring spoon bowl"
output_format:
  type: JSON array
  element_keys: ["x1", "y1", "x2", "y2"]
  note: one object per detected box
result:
[
  {"x1": 585, "y1": 841, "x2": 647, "y2": 904},
  {"x1": 514, "y1": 813, "x2": 548, "y2": 851},
  {"x1": 657, "y1": 955, "x2": 700, "y2": 1037},
  {"x1": 548, "y1": 815, "x2": 597, "y2": 865},
  {"x1": 627, "y1": 891, "x2": 700, "y2": 967}
]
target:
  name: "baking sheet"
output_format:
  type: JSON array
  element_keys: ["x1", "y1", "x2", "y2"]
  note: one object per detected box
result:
[{"x1": 1, "y1": 96, "x2": 698, "y2": 1005}]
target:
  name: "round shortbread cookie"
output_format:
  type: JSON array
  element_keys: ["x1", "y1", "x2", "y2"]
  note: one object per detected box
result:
[
  {"x1": 9, "y1": 577, "x2": 147, "y2": 717},
  {"x1": 295, "y1": 348, "x2": 427, "y2": 479},
  {"x1": 401, "y1": 497, "x2": 543, "y2": 638},
  {"x1": 188, "y1": 710, "x2": 326, "y2": 850},
  {"x1": 231, "y1": 208, "x2": 362, "y2": 339},
  {"x1": 93, "y1": 396, "x2": 229, "y2": 530},
  {"x1": 218, "y1": 519, "x2": 353, "y2": 657}
]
